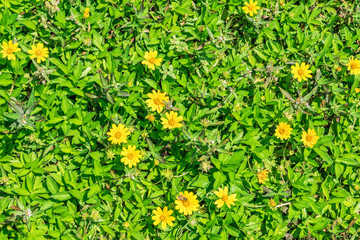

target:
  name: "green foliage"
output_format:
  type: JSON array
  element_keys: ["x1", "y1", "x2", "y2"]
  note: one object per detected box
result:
[{"x1": 1, "y1": 0, "x2": 360, "y2": 239}]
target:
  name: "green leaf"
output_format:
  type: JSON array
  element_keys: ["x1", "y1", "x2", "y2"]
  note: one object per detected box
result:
[
  {"x1": 314, "y1": 148, "x2": 333, "y2": 165},
  {"x1": 51, "y1": 192, "x2": 71, "y2": 201},
  {"x1": 0, "y1": 73, "x2": 12, "y2": 86},
  {"x1": 12, "y1": 188, "x2": 30, "y2": 196},
  {"x1": 87, "y1": 185, "x2": 101, "y2": 198},
  {"x1": 50, "y1": 58, "x2": 69, "y2": 74},
  {"x1": 20, "y1": 19, "x2": 37, "y2": 30},
  {"x1": 191, "y1": 175, "x2": 209, "y2": 188},
  {"x1": 225, "y1": 225, "x2": 240, "y2": 237},
  {"x1": 46, "y1": 176, "x2": 59, "y2": 194}
]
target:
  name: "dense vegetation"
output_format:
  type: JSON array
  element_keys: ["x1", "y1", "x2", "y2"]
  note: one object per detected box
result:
[{"x1": 1, "y1": 0, "x2": 360, "y2": 239}]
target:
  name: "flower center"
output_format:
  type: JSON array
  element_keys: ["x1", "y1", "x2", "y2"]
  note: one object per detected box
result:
[
  {"x1": 351, "y1": 62, "x2": 358, "y2": 70},
  {"x1": 182, "y1": 200, "x2": 190, "y2": 207},
  {"x1": 298, "y1": 69, "x2": 304, "y2": 75},
  {"x1": 279, "y1": 128, "x2": 285, "y2": 134},
  {"x1": 115, "y1": 132, "x2": 122, "y2": 139},
  {"x1": 127, "y1": 153, "x2": 134, "y2": 160},
  {"x1": 6, "y1": 48, "x2": 13, "y2": 54},
  {"x1": 306, "y1": 135, "x2": 313, "y2": 142},
  {"x1": 248, "y1": 4, "x2": 255, "y2": 11},
  {"x1": 168, "y1": 118, "x2": 175, "y2": 126},
  {"x1": 148, "y1": 58, "x2": 156, "y2": 64},
  {"x1": 154, "y1": 98, "x2": 162, "y2": 105},
  {"x1": 221, "y1": 195, "x2": 228, "y2": 202},
  {"x1": 160, "y1": 215, "x2": 166, "y2": 221},
  {"x1": 35, "y1": 50, "x2": 42, "y2": 56}
]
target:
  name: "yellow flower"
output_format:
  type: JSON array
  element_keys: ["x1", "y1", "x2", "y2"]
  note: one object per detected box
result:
[
  {"x1": 152, "y1": 207, "x2": 175, "y2": 230},
  {"x1": 269, "y1": 199, "x2": 276, "y2": 208},
  {"x1": 84, "y1": 7, "x2": 90, "y2": 18},
  {"x1": 121, "y1": 145, "x2": 142, "y2": 168},
  {"x1": 291, "y1": 62, "x2": 312, "y2": 82},
  {"x1": 107, "y1": 123, "x2": 130, "y2": 145},
  {"x1": 336, "y1": 66, "x2": 342, "y2": 72},
  {"x1": 348, "y1": 57, "x2": 360, "y2": 75},
  {"x1": 242, "y1": 0, "x2": 261, "y2": 16},
  {"x1": 1, "y1": 40, "x2": 21, "y2": 60},
  {"x1": 175, "y1": 191, "x2": 200, "y2": 216},
  {"x1": 355, "y1": 88, "x2": 360, "y2": 93},
  {"x1": 146, "y1": 114, "x2": 155, "y2": 122},
  {"x1": 274, "y1": 122, "x2": 292, "y2": 140},
  {"x1": 146, "y1": 90, "x2": 169, "y2": 113},
  {"x1": 141, "y1": 50, "x2": 162, "y2": 70},
  {"x1": 161, "y1": 111, "x2": 183, "y2": 129},
  {"x1": 28, "y1": 43, "x2": 49, "y2": 63},
  {"x1": 301, "y1": 128, "x2": 319, "y2": 148},
  {"x1": 123, "y1": 222, "x2": 130, "y2": 228},
  {"x1": 258, "y1": 169, "x2": 269, "y2": 184},
  {"x1": 214, "y1": 187, "x2": 237, "y2": 208},
  {"x1": 154, "y1": 159, "x2": 159, "y2": 165}
]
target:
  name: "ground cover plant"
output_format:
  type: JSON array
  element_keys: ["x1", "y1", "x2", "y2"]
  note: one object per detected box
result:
[{"x1": 1, "y1": 0, "x2": 360, "y2": 239}]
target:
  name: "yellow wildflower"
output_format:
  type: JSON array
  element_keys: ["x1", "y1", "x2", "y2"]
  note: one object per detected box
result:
[
  {"x1": 274, "y1": 122, "x2": 292, "y2": 140},
  {"x1": 141, "y1": 50, "x2": 162, "y2": 70},
  {"x1": 161, "y1": 111, "x2": 183, "y2": 129},
  {"x1": 28, "y1": 43, "x2": 49, "y2": 63},
  {"x1": 146, "y1": 90, "x2": 169, "y2": 113},
  {"x1": 121, "y1": 145, "x2": 142, "y2": 168},
  {"x1": 107, "y1": 123, "x2": 130, "y2": 145},
  {"x1": 258, "y1": 169, "x2": 269, "y2": 184},
  {"x1": 1, "y1": 40, "x2": 21, "y2": 60},
  {"x1": 269, "y1": 199, "x2": 276, "y2": 208},
  {"x1": 347, "y1": 57, "x2": 360, "y2": 75},
  {"x1": 214, "y1": 187, "x2": 237, "y2": 208},
  {"x1": 301, "y1": 128, "x2": 319, "y2": 148},
  {"x1": 152, "y1": 207, "x2": 175, "y2": 230},
  {"x1": 242, "y1": 0, "x2": 261, "y2": 16},
  {"x1": 175, "y1": 191, "x2": 199, "y2": 216},
  {"x1": 291, "y1": 62, "x2": 312, "y2": 82},
  {"x1": 84, "y1": 7, "x2": 90, "y2": 18}
]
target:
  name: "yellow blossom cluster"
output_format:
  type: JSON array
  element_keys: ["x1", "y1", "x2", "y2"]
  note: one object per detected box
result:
[
  {"x1": 275, "y1": 122, "x2": 319, "y2": 148},
  {"x1": 1, "y1": 40, "x2": 49, "y2": 63},
  {"x1": 153, "y1": 188, "x2": 237, "y2": 230}
]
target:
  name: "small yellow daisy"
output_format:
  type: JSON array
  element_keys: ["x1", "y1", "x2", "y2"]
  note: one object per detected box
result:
[
  {"x1": 145, "y1": 114, "x2": 155, "y2": 122},
  {"x1": 152, "y1": 207, "x2": 175, "y2": 230},
  {"x1": 175, "y1": 191, "x2": 200, "y2": 216},
  {"x1": 161, "y1": 111, "x2": 183, "y2": 129},
  {"x1": 107, "y1": 123, "x2": 130, "y2": 145},
  {"x1": 258, "y1": 169, "x2": 269, "y2": 184},
  {"x1": 141, "y1": 50, "x2": 162, "y2": 70},
  {"x1": 301, "y1": 128, "x2": 319, "y2": 148},
  {"x1": 121, "y1": 145, "x2": 142, "y2": 168},
  {"x1": 347, "y1": 57, "x2": 360, "y2": 75},
  {"x1": 291, "y1": 62, "x2": 312, "y2": 82},
  {"x1": 214, "y1": 187, "x2": 237, "y2": 209},
  {"x1": 242, "y1": 0, "x2": 261, "y2": 16},
  {"x1": 274, "y1": 122, "x2": 292, "y2": 140},
  {"x1": 28, "y1": 43, "x2": 49, "y2": 63},
  {"x1": 269, "y1": 199, "x2": 276, "y2": 208},
  {"x1": 146, "y1": 90, "x2": 169, "y2": 113},
  {"x1": 1, "y1": 40, "x2": 21, "y2": 61},
  {"x1": 84, "y1": 7, "x2": 90, "y2": 18}
]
